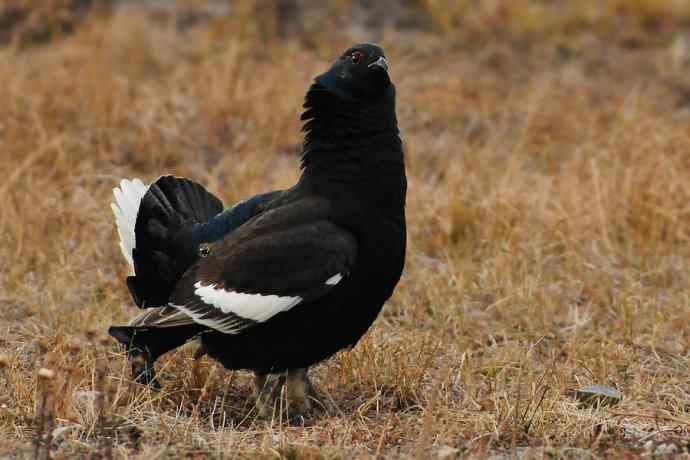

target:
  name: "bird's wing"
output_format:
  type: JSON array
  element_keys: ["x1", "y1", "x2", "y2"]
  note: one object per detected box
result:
[
  {"x1": 168, "y1": 219, "x2": 357, "y2": 334},
  {"x1": 125, "y1": 305, "x2": 197, "y2": 328}
]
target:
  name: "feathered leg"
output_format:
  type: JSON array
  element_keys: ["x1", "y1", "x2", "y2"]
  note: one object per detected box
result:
[
  {"x1": 254, "y1": 373, "x2": 286, "y2": 417},
  {"x1": 253, "y1": 368, "x2": 323, "y2": 417},
  {"x1": 286, "y1": 367, "x2": 324, "y2": 414}
]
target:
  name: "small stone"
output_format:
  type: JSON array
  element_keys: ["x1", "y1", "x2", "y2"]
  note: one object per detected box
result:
[
  {"x1": 437, "y1": 445, "x2": 460, "y2": 458},
  {"x1": 574, "y1": 384, "x2": 622, "y2": 406},
  {"x1": 645, "y1": 440, "x2": 679, "y2": 455},
  {"x1": 37, "y1": 368, "x2": 55, "y2": 380},
  {"x1": 74, "y1": 390, "x2": 102, "y2": 405},
  {"x1": 52, "y1": 425, "x2": 77, "y2": 439}
]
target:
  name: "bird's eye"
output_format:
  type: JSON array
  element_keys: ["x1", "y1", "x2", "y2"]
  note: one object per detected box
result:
[{"x1": 351, "y1": 51, "x2": 364, "y2": 64}]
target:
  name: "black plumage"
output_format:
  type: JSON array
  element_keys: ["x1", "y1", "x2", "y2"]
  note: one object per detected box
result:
[{"x1": 109, "y1": 44, "x2": 406, "y2": 413}]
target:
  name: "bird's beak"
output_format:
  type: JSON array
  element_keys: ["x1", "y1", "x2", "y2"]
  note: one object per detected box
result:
[{"x1": 368, "y1": 56, "x2": 389, "y2": 73}]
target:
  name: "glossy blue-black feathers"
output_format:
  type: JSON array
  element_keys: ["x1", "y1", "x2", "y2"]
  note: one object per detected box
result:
[
  {"x1": 110, "y1": 43, "x2": 406, "y2": 380},
  {"x1": 190, "y1": 191, "x2": 279, "y2": 248}
]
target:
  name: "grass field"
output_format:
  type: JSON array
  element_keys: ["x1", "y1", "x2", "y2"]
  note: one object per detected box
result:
[{"x1": 1, "y1": 1, "x2": 690, "y2": 458}]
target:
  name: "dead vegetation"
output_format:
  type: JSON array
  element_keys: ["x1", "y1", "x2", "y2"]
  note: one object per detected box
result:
[{"x1": 0, "y1": 1, "x2": 689, "y2": 458}]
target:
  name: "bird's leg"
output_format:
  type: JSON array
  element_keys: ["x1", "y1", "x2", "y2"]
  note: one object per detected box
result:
[
  {"x1": 285, "y1": 367, "x2": 324, "y2": 415},
  {"x1": 253, "y1": 373, "x2": 267, "y2": 399},
  {"x1": 129, "y1": 349, "x2": 160, "y2": 390},
  {"x1": 253, "y1": 369, "x2": 324, "y2": 417},
  {"x1": 193, "y1": 343, "x2": 207, "y2": 360},
  {"x1": 254, "y1": 372, "x2": 286, "y2": 417}
]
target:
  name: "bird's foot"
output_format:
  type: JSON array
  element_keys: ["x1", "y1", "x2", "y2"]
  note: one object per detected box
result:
[
  {"x1": 253, "y1": 368, "x2": 324, "y2": 419},
  {"x1": 285, "y1": 367, "x2": 325, "y2": 416},
  {"x1": 130, "y1": 351, "x2": 161, "y2": 390}
]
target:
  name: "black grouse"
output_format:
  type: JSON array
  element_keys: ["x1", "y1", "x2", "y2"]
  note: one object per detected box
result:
[{"x1": 109, "y1": 43, "x2": 406, "y2": 415}]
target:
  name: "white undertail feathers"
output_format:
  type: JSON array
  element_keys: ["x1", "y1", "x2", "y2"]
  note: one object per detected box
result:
[{"x1": 111, "y1": 178, "x2": 148, "y2": 270}]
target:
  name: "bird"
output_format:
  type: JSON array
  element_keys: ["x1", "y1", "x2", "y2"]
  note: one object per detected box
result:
[{"x1": 108, "y1": 43, "x2": 406, "y2": 416}]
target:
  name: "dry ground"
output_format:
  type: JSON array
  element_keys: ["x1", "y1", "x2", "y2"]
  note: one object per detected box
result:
[{"x1": 1, "y1": 2, "x2": 690, "y2": 458}]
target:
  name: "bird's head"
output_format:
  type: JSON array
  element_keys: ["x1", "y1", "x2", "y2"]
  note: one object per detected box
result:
[{"x1": 315, "y1": 43, "x2": 391, "y2": 100}]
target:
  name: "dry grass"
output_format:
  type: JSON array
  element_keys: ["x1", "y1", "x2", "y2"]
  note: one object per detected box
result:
[{"x1": 1, "y1": 2, "x2": 690, "y2": 458}]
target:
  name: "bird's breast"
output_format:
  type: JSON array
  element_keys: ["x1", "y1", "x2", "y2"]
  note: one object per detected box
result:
[{"x1": 352, "y1": 215, "x2": 406, "y2": 295}]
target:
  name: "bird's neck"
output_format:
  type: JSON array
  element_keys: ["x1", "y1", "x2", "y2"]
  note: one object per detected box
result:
[{"x1": 298, "y1": 83, "x2": 405, "y2": 185}]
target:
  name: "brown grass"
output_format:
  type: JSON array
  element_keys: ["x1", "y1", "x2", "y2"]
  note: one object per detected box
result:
[{"x1": 1, "y1": 2, "x2": 690, "y2": 458}]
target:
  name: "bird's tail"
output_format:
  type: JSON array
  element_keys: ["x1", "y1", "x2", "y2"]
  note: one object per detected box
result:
[
  {"x1": 109, "y1": 321, "x2": 206, "y2": 387},
  {"x1": 113, "y1": 175, "x2": 224, "y2": 308},
  {"x1": 109, "y1": 306, "x2": 207, "y2": 385},
  {"x1": 109, "y1": 323, "x2": 205, "y2": 356}
]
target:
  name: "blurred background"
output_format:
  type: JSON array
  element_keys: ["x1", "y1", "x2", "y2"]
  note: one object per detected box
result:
[
  {"x1": 2, "y1": 0, "x2": 690, "y2": 457},
  {"x1": 4, "y1": 0, "x2": 690, "y2": 49}
]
